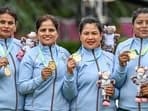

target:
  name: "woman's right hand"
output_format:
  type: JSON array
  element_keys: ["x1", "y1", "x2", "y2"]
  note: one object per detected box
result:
[
  {"x1": 119, "y1": 51, "x2": 130, "y2": 67},
  {"x1": 0, "y1": 57, "x2": 9, "y2": 68},
  {"x1": 67, "y1": 57, "x2": 76, "y2": 74},
  {"x1": 105, "y1": 84, "x2": 115, "y2": 97},
  {"x1": 41, "y1": 67, "x2": 53, "y2": 80}
]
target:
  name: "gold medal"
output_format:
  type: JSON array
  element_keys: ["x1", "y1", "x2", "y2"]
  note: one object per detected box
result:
[
  {"x1": 4, "y1": 66, "x2": 11, "y2": 77},
  {"x1": 72, "y1": 53, "x2": 81, "y2": 63},
  {"x1": 128, "y1": 50, "x2": 137, "y2": 60},
  {"x1": 48, "y1": 61, "x2": 56, "y2": 71}
]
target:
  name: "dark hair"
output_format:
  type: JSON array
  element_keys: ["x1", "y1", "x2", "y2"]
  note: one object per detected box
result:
[
  {"x1": 79, "y1": 16, "x2": 102, "y2": 34},
  {"x1": 0, "y1": 6, "x2": 17, "y2": 23},
  {"x1": 36, "y1": 14, "x2": 59, "y2": 31},
  {"x1": 132, "y1": 8, "x2": 148, "y2": 24}
]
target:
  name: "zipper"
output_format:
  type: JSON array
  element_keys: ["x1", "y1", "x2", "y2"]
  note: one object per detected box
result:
[
  {"x1": 128, "y1": 38, "x2": 143, "y2": 111},
  {"x1": 137, "y1": 38, "x2": 143, "y2": 111},
  {"x1": 92, "y1": 49, "x2": 100, "y2": 111},
  {"x1": 49, "y1": 46, "x2": 57, "y2": 111},
  {"x1": 138, "y1": 38, "x2": 143, "y2": 67}
]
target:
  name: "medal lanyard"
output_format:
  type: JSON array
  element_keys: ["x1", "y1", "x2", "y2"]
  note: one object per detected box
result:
[
  {"x1": 0, "y1": 39, "x2": 13, "y2": 57},
  {"x1": 39, "y1": 47, "x2": 48, "y2": 67},
  {"x1": 129, "y1": 39, "x2": 148, "y2": 60},
  {"x1": 92, "y1": 49, "x2": 100, "y2": 111},
  {"x1": 141, "y1": 47, "x2": 148, "y2": 55}
]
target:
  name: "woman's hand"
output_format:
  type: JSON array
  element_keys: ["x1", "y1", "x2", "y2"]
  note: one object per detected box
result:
[
  {"x1": 67, "y1": 57, "x2": 76, "y2": 74},
  {"x1": 141, "y1": 83, "x2": 148, "y2": 98},
  {"x1": 105, "y1": 84, "x2": 115, "y2": 97},
  {"x1": 0, "y1": 57, "x2": 9, "y2": 68},
  {"x1": 119, "y1": 51, "x2": 130, "y2": 67},
  {"x1": 41, "y1": 67, "x2": 53, "y2": 80}
]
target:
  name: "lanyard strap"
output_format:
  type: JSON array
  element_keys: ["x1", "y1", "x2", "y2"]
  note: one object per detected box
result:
[
  {"x1": 38, "y1": 47, "x2": 48, "y2": 67},
  {"x1": 129, "y1": 39, "x2": 148, "y2": 59},
  {"x1": 0, "y1": 39, "x2": 13, "y2": 57},
  {"x1": 92, "y1": 49, "x2": 100, "y2": 111},
  {"x1": 141, "y1": 47, "x2": 148, "y2": 55},
  {"x1": 129, "y1": 46, "x2": 148, "y2": 59}
]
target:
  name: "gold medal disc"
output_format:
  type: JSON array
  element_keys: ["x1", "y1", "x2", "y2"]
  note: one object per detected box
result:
[
  {"x1": 4, "y1": 66, "x2": 11, "y2": 77},
  {"x1": 48, "y1": 61, "x2": 56, "y2": 71},
  {"x1": 128, "y1": 51, "x2": 137, "y2": 60},
  {"x1": 72, "y1": 53, "x2": 81, "y2": 63}
]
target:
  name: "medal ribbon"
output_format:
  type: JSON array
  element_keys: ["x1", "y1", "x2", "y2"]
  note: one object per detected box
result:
[
  {"x1": 129, "y1": 46, "x2": 148, "y2": 58},
  {"x1": 38, "y1": 47, "x2": 48, "y2": 67},
  {"x1": 0, "y1": 39, "x2": 13, "y2": 77},
  {"x1": 0, "y1": 39, "x2": 13, "y2": 57},
  {"x1": 141, "y1": 47, "x2": 148, "y2": 56}
]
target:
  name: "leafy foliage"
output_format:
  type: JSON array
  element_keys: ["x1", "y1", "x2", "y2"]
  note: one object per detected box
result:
[
  {"x1": 0, "y1": 0, "x2": 142, "y2": 39},
  {"x1": 0, "y1": 0, "x2": 80, "y2": 37}
]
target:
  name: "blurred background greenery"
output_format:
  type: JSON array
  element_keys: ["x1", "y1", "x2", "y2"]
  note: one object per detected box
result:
[{"x1": 0, "y1": 0, "x2": 147, "y2": 53}]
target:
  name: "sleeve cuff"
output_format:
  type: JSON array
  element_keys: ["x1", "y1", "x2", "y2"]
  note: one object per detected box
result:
[
  {"x1": 33, "y1": 75, "x2": 44, "y2": 86},
  {"x1": 65, "y1": 73, "x2": 74, "y2": 81},
  {"x1": 118, "y1": 65, "x2": 126, "y2": 73}
]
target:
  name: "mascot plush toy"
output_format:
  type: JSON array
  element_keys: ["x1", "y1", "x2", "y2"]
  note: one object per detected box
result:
[
  {"x1": 97, "y1": 71, "x2": 115, "y2": 106},
  {"x1": 131, "y1": 66, "x2": 148, "y2": 103},
  {"x1": 102, "y1": 25, "x2": 120, "y2": 53}
]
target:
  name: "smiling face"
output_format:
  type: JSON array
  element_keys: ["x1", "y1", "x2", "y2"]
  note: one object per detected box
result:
[
  {"x1": 133, "y1": 13, "x2": 148, "y2": 38},
  {"x1": 80, "y1": 23, "x2": 102, "y2": 49},
  {"x1": 0, "y1": 13, "x2": 16, "y2": 38},
  {"x1": 37, "y1": 19, "x2": 58, "y2": 46}
]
